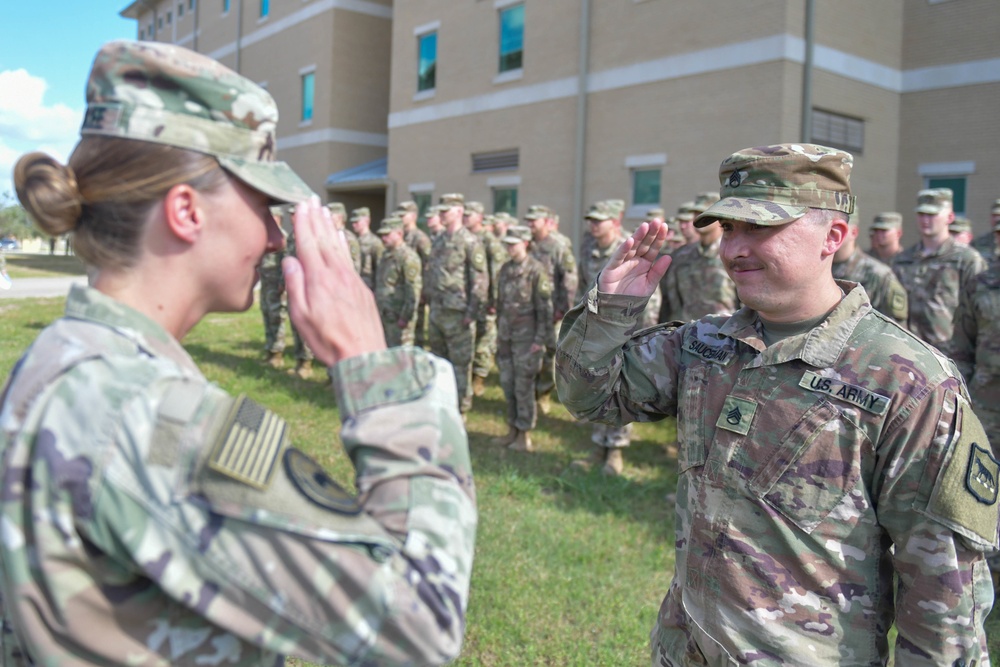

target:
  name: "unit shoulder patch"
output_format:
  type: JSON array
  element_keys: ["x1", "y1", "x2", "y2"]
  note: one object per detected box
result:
[
  {"x1": 799, "y1": 371, "x2": 890, "y2": 415},
  {"x1": 284, "y1": 448, "x2": 362, "y2": 515}
]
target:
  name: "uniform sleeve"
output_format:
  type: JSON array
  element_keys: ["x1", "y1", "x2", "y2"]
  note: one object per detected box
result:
[
  {"x1": 555, "y1": 285, "x2": 681, "y2": 425},
  {"x1": 533, "y1": 267, "x2": 554, "y2": 348},
  {"x1": 464, "y1": 236, "x2": 488, "y2": 322},
  {"x1": 84, "y1": 348, "x2": 476, "y2": 666},
  {"x1": 949, "y1": 276, "x2": 978, "y2": 382},
  {"x1": 400, "y1": 251, "x2": 421, "y2": 324},
  {"x1": 875, "y1": 377, "x2": 996, "y2": 665},
  {"x1": 555, "y1": 247, "x2": 578, "y2": 318}
]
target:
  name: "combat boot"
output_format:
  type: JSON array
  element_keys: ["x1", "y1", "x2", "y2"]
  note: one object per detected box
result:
[
  {"x1": 536, "y1": 391, "x2": 551, "y2": 416},
  {"x1": 266, "y1": 351, "x2": 284, "y2": 369},
  {"x1": 602, "y1": 448, "x2": 624, "y2": 476},
  {"x1": 570, "y1": 446, "x2": 607, "y2": 470},
  {"x1": 289, "y1": 360, "x2": 313, "y2": 380},
  {"x1": 509, "y1": 429, "x2": 533, "y2": 452},
  {"x1": 472, "y1": 375, "x2": 486, "y2": 397},
  {"x1": 491, "y1": 425, "x2": 518, "y2": 446}
]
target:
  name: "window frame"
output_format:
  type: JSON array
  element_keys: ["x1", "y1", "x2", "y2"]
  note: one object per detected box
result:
[
  {"x1": 492, "y1": 187, "x2": 519, "y2": 216},
  {"x1": 497, "y1": 3, "x2": 524, "y2": 74},
  {"x1": 300, "y1": 67, "x2": 316, "y2": 124},
  {"x1": 417, "y1": 30, "x2": 438, "y2": 94},
  {"x1": 630, "y1": 168, "x2": 662, "y2": 208}
]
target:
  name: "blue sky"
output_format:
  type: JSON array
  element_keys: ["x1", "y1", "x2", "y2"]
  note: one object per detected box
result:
[{"x1": 0, "y1": 1, "x2": 137, "y2": 195}]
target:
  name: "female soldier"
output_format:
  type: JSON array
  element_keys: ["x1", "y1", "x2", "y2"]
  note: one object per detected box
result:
[{"x1": 0, "y1": 40, "x2": 475, "y2": 666}]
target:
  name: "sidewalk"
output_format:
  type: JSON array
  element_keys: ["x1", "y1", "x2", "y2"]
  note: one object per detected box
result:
[{"x1": 0, "y1": 275, "x2": 87, "y2": 299}]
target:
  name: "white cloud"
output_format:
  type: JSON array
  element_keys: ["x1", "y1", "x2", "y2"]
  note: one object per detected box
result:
[{"x1": 0, "y1": 69, "x2": 82, "y2": 197}]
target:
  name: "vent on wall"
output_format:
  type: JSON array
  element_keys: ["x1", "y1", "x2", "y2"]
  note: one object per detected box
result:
[{"x1": 472, "y1": 149, "x2": 519, "y2": 173}]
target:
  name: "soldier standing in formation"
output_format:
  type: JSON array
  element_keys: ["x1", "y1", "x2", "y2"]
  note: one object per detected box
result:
[
  {"x1": 659, "y1": 210, "x2": 739, "y2": 323},
  {"x1": 397, "y1": 200, "x2": 432, "y2": 347},
  {"x1": 525, "y1": 204, "x2": 578, "y2": 415},
  {"x1": 971, "y1": 197, "x2": 1000, "y2": 261},
  {"x1": 327, "y1": 201, "x2": 361, "y2": 273},
  {"x1": 351, "y1": 206, "x2": 383, "y2": 292},
  {"x1": 949, "y1": 215, "x2": 974, "y2": 245},
  {"x1": 426, "y1": 193, "x2": 488, "y2": 415},
  {"x1": 374, "y1": 215, "x2": 423, "y2": 347},
  {"x1": 259, "y1": 207, "x2": 289, "y2": 369},
  {"x1": 866, "y1": 211, "x2": 904, "y2": 264},
  {"x1": 492, "y1": 226, "x2": 553, "y2": 453},
  {"x1": 892, "y1": 188, "x2": 986, "y2": 356},
  {"x1": 556, "y1": 143, "x2": 996, "y2": 666},
  {"x1": 465, "y1": 201, "x2": 507, "y2": 396},
  {"x1": 831, "y1": 212, "x2": 908, "y2": 326}
]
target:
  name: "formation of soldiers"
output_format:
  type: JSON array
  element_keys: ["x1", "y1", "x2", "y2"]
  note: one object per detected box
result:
[{"x1": 259, "y1": 190, "x2": 1000, "y2": 484}]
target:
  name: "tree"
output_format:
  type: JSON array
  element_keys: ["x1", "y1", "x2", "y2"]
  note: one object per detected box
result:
[{"x1": 0, "y1": 192, "x2": 36, "y2": 241}]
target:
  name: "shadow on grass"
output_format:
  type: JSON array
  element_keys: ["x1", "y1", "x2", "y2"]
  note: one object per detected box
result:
[{"x1": 6, "y1": 255, "x2": 86, "y2": 276}]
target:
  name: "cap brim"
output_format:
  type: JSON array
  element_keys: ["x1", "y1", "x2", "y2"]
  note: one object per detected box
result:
[
  {"x1": 694, "y1": 197, "x2": 807, "y2": 228},
  {"x1": 915, "y1": 205, "x2": 943, "y2": 214},
  {"x1": 218, "y1": 156, "x2": 314, "y2": 204}
]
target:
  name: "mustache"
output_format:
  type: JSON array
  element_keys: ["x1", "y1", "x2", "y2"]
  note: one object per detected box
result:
[{"x1": 726, "y1": 259, "x2": 764, "y2": 272}]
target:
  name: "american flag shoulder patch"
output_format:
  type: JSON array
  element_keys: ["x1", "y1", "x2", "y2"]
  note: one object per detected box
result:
[{"x1": 208, "y1": 394, "x2": 288, "y2": 489}]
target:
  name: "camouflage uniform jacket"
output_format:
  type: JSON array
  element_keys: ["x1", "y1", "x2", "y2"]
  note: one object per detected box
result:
[
  {"x1": 952, "y1": 260, "x2": 1000, "y2": 448},
  {"x1": 892, "y1": 237, "x2": 987, "y2": 355},
  {"x1": 375, "y1": 243, "x2": 422, "y2": 327},
  {"x1": 831, "y1": 248, "x2": 908, "y2": 326},
  {"x1": 555, "y1": 282, "x2": 996, "y2": 666},
  {"x1": 496, "y1": 255, "x2": 552, "y2": 347},
  {"x1": 971, "y1": 230, "x2": 997, "y2": 263},
  {"x1": 345, "y1": 228, "x2": 362, "y2": 274},
  {"x1": 405, "y1": 226, "x2": 433, "y2": 290},
  {"x1": 427, "y1": 226, "x2": 488, "y2": 321},
  {"x1": 356, "y1": 230, "x2": 384, "y2": 291},
  {"x1": 661, "y1": 238, "x2": 739, "y2": 323},
  {"x1": 530, "y1": 234, "x2": 577, "y2": 318},
  {"x1": 0, "y1": 285, "x2": 477, "y2": 666},
  {"x1": 476, "y1": 229, "x2": 508, "y2": 312}
]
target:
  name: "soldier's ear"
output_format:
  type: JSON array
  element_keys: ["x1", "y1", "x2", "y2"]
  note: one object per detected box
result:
[{"x1": 822, "y1": 216, "x2": 850, "y2": 258}]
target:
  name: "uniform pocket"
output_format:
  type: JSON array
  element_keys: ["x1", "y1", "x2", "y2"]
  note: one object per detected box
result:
[{"x1": 677, "y1": 366, "x2": 709, "y2": 473}]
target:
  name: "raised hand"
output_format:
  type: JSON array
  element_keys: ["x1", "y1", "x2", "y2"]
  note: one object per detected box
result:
[
  {"x1": 283, "y1": 197, "x2": 387, "y2": 367},
  {"x1": 598, "y1": 220, "x2": 672, "y2": 297}
]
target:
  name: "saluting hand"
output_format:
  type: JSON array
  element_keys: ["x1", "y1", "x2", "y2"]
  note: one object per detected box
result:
[
  {"x1": 598, "y1": 220, "x2": 672, "y2": 297},
  {"x1": 283, "y1": 197, "x2": 387, "y2": 366}
]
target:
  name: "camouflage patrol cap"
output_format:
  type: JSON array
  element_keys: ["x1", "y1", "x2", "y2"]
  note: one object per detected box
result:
[
  {"x1": 992, "y1": 198, "x2": 1000, "y2": 215},
  {"x1": 440, "y1": 193, "x2": 465, "y2": 207},
  {"x1": 465, "y1": 201, "x2": 485, "y2": 215},
  {"x1": 606, "y1": 199, "x2": 626, "y2": 216},
  {"x1": 493, "y1": 211, "x2": 515, "y2": 224},
  {"x1": 375, "y1": 215, "x2": 403, "y2": 235},
  {"x1": 644, "y1": 207, "x2": 665, "y2": 221},
  {"x1": 694, "y1": 144, "x2": 856, "y2": 228},
  {"x1": 395, "y1": 200, "x2": 418, "y2": 214},
  {"x1": 525, "y1": 204, "x2": 551, "y2": 220},
  {"x1": 948, "y1": 215, "x2": 972, "y2": 234},
  {"x1": 584, "y1": 201, "x2": 616, "y2": 221},
  {"x1": 426, "y1": 204, "x2": 446, "y2": 216},
  {"x1": 350, "y1": 207, "x2": 371, "y2": 221},
  {"x1": 81, "y1": 40, "x2": 313, "y2": 204},
  {"x1": 503, "y1": 225, "x2": 532, "y2": 244},
  {"x1": 871, "y1": 212, "x2": 903, "y2": 230},
  {"x1": 689, "y1": 192, "x2": 721, "y2": 214},
  {"x1": 665, "y1": 216, "x2": 682, "y2": 233},
  {"x1": 676, "y1": 203, "x2": 697, "y2": 222},
  {"x1": 915, "y1": 188, "x2": 953, "y2": 214},
  {"x1": 326, "y1": 202, "x2": 346, "y2": 216}
]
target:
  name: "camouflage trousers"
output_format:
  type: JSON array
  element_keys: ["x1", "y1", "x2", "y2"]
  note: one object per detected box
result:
[
  {"x1": 473, "y1": 313, "x2": 497, "y2": 378},
  {"x1": 429, "y1": 305, "x2": 476, "y2": 413},
  {"x1": 414, "y1": 302, "x2": 428, "y2": 348},
  {"x1": 259, "y1": 264, "x2": 313, "y2": 361},
  {"x1": 536, "y1": 320, "x2": 561, "y2": 399},
  {"x1": 381, "y1": 311, "x2": 417, "y2": 348},
  {"x1": 497, "y1": 338, "x2": 544, "y2": 431},
  {"x1": 592, "y1": 423, "x2": 632, "y2": 449}
]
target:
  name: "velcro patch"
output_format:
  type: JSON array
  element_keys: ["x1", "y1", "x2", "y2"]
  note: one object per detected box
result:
[
  {"x1": 208, "y1": 395, "x2": 287, "y2": 489},
  {"x1": 799, "y1": 371, "x2": 890, "y2": 415},
  {"x1": 715, "y1": 395, "x2": 757, "y2": 435},
  {"x1": 284, "y1": 448, "x2": 361, "y2": 515},
  {"x1": 683, "y1": 338, "x2": 733, "y2": 365}
]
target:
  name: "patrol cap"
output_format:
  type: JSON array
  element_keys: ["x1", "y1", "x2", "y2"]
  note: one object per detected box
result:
[
  {"x1": 440, "y1": 193, "x2": 465, "y2": 207},
  {"x1": 665, "y1": 216, "x2": 681, "y2": 233},
  {"x1": 465, "y1": 200, "x2": 485, "y2": 215},
  {"x1": 644, "y1": 207, "x2": 665, "y2": 220},
  {"x1": 525, "y1": 204, "x2": 551, "y2": 220},
  {"x1": 350, "y1": 207, "x2": 371, "y2": 221},
  {"x1": 503, "y1": 225, "x2": 532, "y2": 244},
  {"x1": 915, "y1": 188, "x2": 953, "y2": 214},
  {"x1": 606, "y1": 199, "x2": 626, "y2": 217},
  {"x1": 992, "y1": 198, "x2": 1000, "y2": 215},
  {"x1": 493, "y1": 211, "x2": 515, "y2": 225},
  {"x1": 689, "y1": 192, "x2": 721, "y2": 214},
  {"x1": 585, "y1": 201, "x2": 616, "y2": 221},
  {"x1": 426, "y1": 204, "x2": 446, "y2": 216},
  {"x1": 81, "y1": 40, "x2": 313, "y2": 204},
  {"x1": 695, "y1": 144, "x2": 856, "y2": 228},
  {"x1": 395, "y1": 200, "x2": 418, "y2": 214},
  {"x1": 871, "y1": 212, "x2": 902, "y2": 230},
  {"x1": 326, "y1": 202, "x2": 346, "y2": 216},
  {"x1": 375, "y1": 215, "x2": 403, "y2": 235},
  {"x1": 948, "y1": 215, "x2": 972, "y2": 234}
]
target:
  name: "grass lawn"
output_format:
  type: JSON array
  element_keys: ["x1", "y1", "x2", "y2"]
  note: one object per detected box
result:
[
  {"x1": 2, "y1": 253, "x2": 86, "y2": 279},
  {"x1": 0, "y1": 290, "x2": 997, "y2": 665}
]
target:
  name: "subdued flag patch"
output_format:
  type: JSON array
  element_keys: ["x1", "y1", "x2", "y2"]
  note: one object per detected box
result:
[{"x1": 208, "y1": 395, "x2": 287, "y2": 489}]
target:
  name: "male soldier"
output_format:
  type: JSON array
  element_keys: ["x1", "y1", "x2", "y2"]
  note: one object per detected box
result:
[
  {"x1": 893, "y1": 188, "x2": 987, "y2": 355},
  {"x1": 526, "y1": 204, "x2": 578, "y2": 414},
  {"x1": 427, "y1": 193, "x2": 488, "y2": 415},
  {"x1": 259, "y1": 206, "x2": 289, "y2": 369},
  {"x1": 425, "y1": 204, "x2": 445, "y2": 238},
  {"x1": 327, "y1": 201, "x2": 361, "y2": 273},
  {"x1": 663, "y1": 216, "x2": 686, "y2": 253},
  {"x1": 949, "y1": 215, "x2": 974, "y2": 245},
  {"x1": 374, "y1": 215, "x2": 422, "y2": 347},
  {"x1": 492, "y1": 211, "x2": 513, "y2": 241},
  {"x1": 867, "y1": 211, "x2": 905, "y2": 264},
  {"x1": 971, "y1": 198, "x2": 1000, "y2": 260},
  {"x1": 397, "y1": 200, "x2": 432, "y2": 348},
  {"x1": 832, "y1": 212, "x2": 908, "y2": 326},
  {"x1": 351, "y1": 206, "x2": 384, "y2": 291},
  {"x1": 492, "y1": 225, "x2": 552, "y2": 452},
  {"x1": 660, "y1": 209, "x2": 739, "y2": 323},
  {"x1": 673, "y1": 203, "x2": 699, "y2": 247},
  {"x1": 556, "y1": 143, "x2": 997, "y2": 665},
  {"x1": 677, "y1": 192, "x2": 720, "y2": 247},
  {"x1": 465, "y1": 201, "x2": 507, "y2": 395}
]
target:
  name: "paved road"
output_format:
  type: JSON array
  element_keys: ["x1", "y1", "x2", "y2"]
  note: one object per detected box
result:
[{"x1": 0, "y1": 275, "x2": 87, "y2": 300}]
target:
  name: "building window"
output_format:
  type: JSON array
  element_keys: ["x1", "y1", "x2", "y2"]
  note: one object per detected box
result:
[
  {"x1": 632, "y1": 168, "x2": 661, "y2": 206},
  {"x1": 417, "y1": 32, "x2": 437, "y2": 93},
  {"x1": 493, "y1": 188, "x2": 518, "y2": 216},
  {"x1": 472, "y1": 149, "x2": 519, "y2": 173},
  {"x1": 166, "y1": 10, "x2": 172, "y2": 24},
  {"x1": 927, "y1": 177, "x2": 967, "y2": 214},
  {"x1": 811, "y1": 108, "x2": 864, "y2": 154},
  {"x1": 178, "y1": 3, "x2": 184, "y2": 17},
  {"x1": 498, "y1": 4, "x2": 524, "y2": 73},
  {"x1": 139, "y1": 28, "x2": 145, "y2": 39},
  {"x1": 412, "y1": 192, "x2": 433, "y2": 224},
  {"x1": 158, "y1": 16, "x2": 163, "y2": 29},
  {"x1": 260, "y1": 0, "x2": 269, "y2": 18},
  {"x1": 190, "y1": 0, "x2": 196, "y2": 9},
  {"x1": 222, "y1": 0, "x2": 230, "y2": 13},
  {"x1": 301, "y1": 71, "x2": 315, "y2": 123}
]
